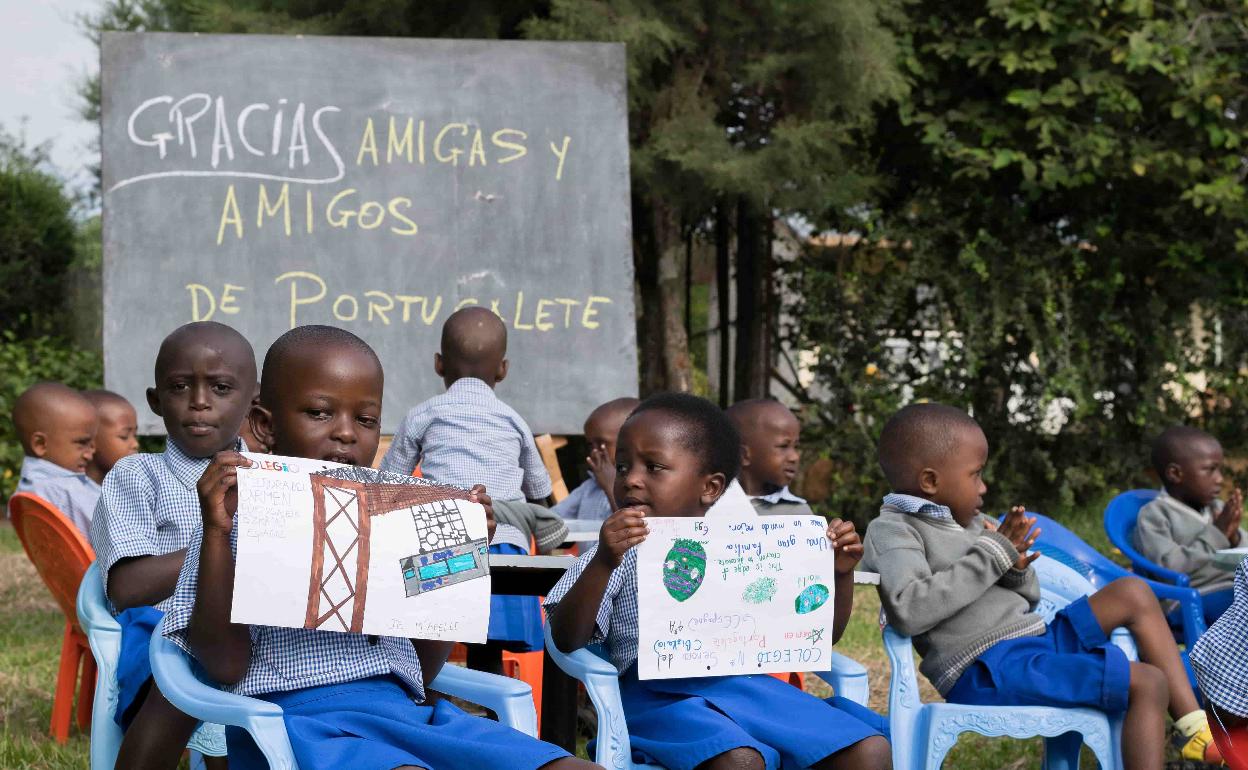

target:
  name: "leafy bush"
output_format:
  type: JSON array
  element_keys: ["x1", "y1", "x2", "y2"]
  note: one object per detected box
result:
[{"x1": 0, "y1": 335, "x2": 102, "y2": 497}]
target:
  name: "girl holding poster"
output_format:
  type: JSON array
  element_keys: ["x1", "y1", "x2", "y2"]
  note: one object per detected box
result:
[{"x1": 546, "y1": 393, "x2": 891, "y2": 770}]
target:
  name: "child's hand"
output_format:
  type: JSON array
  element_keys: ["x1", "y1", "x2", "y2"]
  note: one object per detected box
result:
[
  {"x1": 1216, "y1": 487, "x2": 1243, "y2": 546},
  {"x1": 827, "y1": 518, "x2": 863, "y2": 575},
  {"x1": 587, "y1": 445, "x2": 617, "y2": 505},
  {"x1": 593, "y1": 506, "x2": 648, "y2": 569},
  {"x1": 995, "y1": 505, "x2": 1040, "y2": 570},
  {"x1": 469, "y1": 485, "x2": 496, "y2": 544},
  {"x1": 196, "y1": 451, "x2": 250, "y2": 535}
]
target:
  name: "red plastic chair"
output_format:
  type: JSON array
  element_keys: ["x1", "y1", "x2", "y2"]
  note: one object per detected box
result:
[
  {"x1": 1210, "y1": 706, "x2": 1248, "y2": 770},
  {"x1": 9, "y1": 492, "x2": 97, "y2": 743}
]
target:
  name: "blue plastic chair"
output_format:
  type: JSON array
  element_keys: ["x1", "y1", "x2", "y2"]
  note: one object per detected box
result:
[
  {"x1": 75, "y1": 562, "x2": 226, "y2": 770},
  {"x1": 149, "y1": 630, "x2": 540, "y2": 770},
  {"x1": 541, "y1": 623, "x2": 872, "y2": 770},
  {"x1": 1103, "y1": 490, "x2": 1209, "y2": 644},
  {"x1": 884, "y1": 556, "x2": 1135, "y2": 770}
]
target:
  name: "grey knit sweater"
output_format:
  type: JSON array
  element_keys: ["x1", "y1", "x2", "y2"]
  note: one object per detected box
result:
[
  {"x1": 1134, "y1": 489, "x2": 1244, "y2": 594},
  {"x1": 863, "y1": 505, "x2": 1045, "y2": 694}
]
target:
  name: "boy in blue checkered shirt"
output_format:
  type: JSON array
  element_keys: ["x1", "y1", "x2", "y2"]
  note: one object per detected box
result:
[
  {"x1": 89, "y1": 321, "x2": 255, "y2": 769},
  {"x1": 381, "y1": 305, "x2": 554, "y2": 674},
  {"x1": 163, "y1": 325, "x2": 597, "y2": 770}
]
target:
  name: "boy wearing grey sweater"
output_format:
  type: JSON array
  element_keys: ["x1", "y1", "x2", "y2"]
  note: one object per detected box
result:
[
  {"x1": 863, "y1": 403, "x2": 1220, "y2": 768},
  {"x1": 1135, "y1": 425, "x2": 1244, "y2": 623}
]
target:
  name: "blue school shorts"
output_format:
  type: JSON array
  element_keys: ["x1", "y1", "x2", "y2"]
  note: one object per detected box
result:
[
  {"x1": 114, "y1": 605, "x2": 165, "y2": 727},
  {"x1": 945, "y1": 596, "x2": 1131, "y2": 713},
  {"x1": 616, "y1": 666, "x2": 887, "y2": 770},
  {"x1": 486, "y1": 542, "x2": 543, "y2": 651},
  {"x1": 225, "y1": 675, "x2": 569, "y2": 770}
]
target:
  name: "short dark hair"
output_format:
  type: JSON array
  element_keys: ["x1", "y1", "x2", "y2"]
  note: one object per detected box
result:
[
  {"x1": 154, "y1": 321, "x2": 255, "y2": 386},
  {"x1": 1151, "y1": 425, "x2": 1219, "y2": 477},
  {"x1": 877, "y1": 402, "x2": 981, "y2": 488},
  {"x1": 259, "y1": 325, "x2": 381, "y2": 405},
  {"x1": 629, "y1": 392, "x2": 741, "y2": 480}
]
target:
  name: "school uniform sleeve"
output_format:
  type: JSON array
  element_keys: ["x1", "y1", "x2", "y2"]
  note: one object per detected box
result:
[
  {"x1": 515, "y1": 423, "x2": 553, "y2": 500},
  {"x1": 551, "y1": 478, "x2": 589, "y2": 519},
  {"x1": 544, "y1": 545, "x2": 628, "y2": 645},
  {"x1": 379, "y1": 407, "x2": 429, "y2": 475},
  {"x1": 998, "y1": 566, "x2": 1040, "y2": 607},
  {"x1": 161, "y1": 516, "x2": 257, "y2": 657},
  {"x1": 1135, "y1": 501, "x2": 1226, "y2": 574},
  {"x1": 864, "y1": 516, "x2": 1022, "y2": 638},
  {"x1": 88, "y1": 457, "x2": 159, "y2": 603}
]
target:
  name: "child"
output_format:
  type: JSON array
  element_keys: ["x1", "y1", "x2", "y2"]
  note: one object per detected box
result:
[
  {"x1": 553, "y1": 397, "x2": 640, "y2": 522},
  {"x1": 1135, "y1": 425, "x2": 1245, "y2": 624},
  {"x1": 89, "y1": 320, "x2": 255, "y2": 769},
  {"x1": 83, "y1": 389, "x2": 140, "y2": 485},
  {"x1": 727, "y1": 398, "x2": 813, "y2": 517},
  {"x1": 1191, "y1": 556, "x2": 1248, "y2": 768},
  {"x1": 546, "y1": 393, "x2": 890, "y2": 770},
  {"x1": 380, "y1": 306, "x2": 553, "y2": 672},
  {"x1": 163, "y1": 324, "x2": 599, "y2": 770},
  {"x1": 12, "y1": 381, "x2": 100, "y2": 536},
  {"x1": 863, "y1": 403, "x2": 1220, "y2": 769}
]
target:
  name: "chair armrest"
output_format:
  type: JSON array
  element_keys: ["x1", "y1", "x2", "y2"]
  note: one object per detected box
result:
[
  {"x1": 1109, "y1": 628, "x2": 1138, "y2": 662},
  {"x1": 812, "y1": 652, "x2": 870, "y2": 707},
  {"x1": 1134, "y1": 560, "x2": 1192, "y2": 588},
  {"x1": 1143, "y1": 579, "x2": 1207, "y2": 648},
  {"x1": 431, "y1": 663, "x2": 537, "y2": 737},
  {"x1": 543, "y1": 624, "x2": 635, "y2": 769}
]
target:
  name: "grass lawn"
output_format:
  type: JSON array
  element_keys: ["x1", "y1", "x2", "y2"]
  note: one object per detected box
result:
[{"x1": 0, "y1": 496, "x2": 1176, "y2": 769}]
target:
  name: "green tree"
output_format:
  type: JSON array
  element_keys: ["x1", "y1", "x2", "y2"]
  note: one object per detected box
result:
[
  {"x1": 790, "y1": 0, "x2": 1248, "y2": 523},
  {"x1": 0, "y1": 127, "x2": 80, "y2": 337}
]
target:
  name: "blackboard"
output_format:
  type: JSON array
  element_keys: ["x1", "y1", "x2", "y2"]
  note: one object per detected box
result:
[{"x1": 101, "y1": 32, "x2": 636, "y2": 435}]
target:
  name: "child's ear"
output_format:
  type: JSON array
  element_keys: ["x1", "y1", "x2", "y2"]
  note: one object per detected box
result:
[
  {"x1": 433, "y1": 352, "x2": 444, "y2": 378},
  {"x1": 700, "y1": 472, "x2": 728, "y2": 506},
  {"x1": 496, "y1": 358, "x2": 509, "y2": 384},
  {"x1": 249, "y1": 404, "x2": 275, "y2": 450},
  {"x1": 30, "y1": 431, "x2": 48, "y2": 458},
  {"x1": 1164, "y1": 462, "x2": 1183, "y2": 486},
  {"x1": 918, "y1": 466, "x2": 939, "y2": 496},
  {"x1": 740, "y1": 444, "x2": 752, "y2": 468},
  {"x1": 145, "y1": 387, "x2": 162, "y2": 417}
]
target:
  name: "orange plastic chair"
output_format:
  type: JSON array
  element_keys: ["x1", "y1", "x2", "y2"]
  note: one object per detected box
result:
[{"x1": 8, "y1": 492, "x2": 98, "y2": 743}]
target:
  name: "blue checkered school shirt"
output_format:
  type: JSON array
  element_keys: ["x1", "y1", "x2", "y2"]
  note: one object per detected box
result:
[
  {"x1": 160, "y1": 464, "x2": 429, "y2": 700},
  {"x1": 552, "y1": 476, "x2": 613, "y2": 522},
  {"x1": 883, "y1": 492, "x2": 955, "y2": 521},
  {"x1": 1191, "y1": 556, "x2": 1248, "y2": 718},
  {"x1": 17, "y1": 456, "x2": 101, "y2": 538},
  {"x1": 544, "y1": 544, "x2": 639, "y2": 673},
  {"x1": 89, "y1": 439, "x2": 243, "y2": 613},
  {"x1": 379, "y1": 378, "x2": 552, "y2": 502}
]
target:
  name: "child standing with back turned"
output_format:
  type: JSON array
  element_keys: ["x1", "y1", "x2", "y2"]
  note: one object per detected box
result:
[
  {"x1": 863, "y1": 403, "x2": 1221, "y2": 769},
  {"x1": 547, "y1": 393, "x2": 890, "y2": 770}
]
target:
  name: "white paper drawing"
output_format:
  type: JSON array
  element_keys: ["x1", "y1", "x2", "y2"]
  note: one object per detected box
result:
[
  {"x1": 231, "y1": 453, "x2": 491, "y2": 641},
  {"x1": 636, "y1": 493, "x2": 835, "y2": 680}
]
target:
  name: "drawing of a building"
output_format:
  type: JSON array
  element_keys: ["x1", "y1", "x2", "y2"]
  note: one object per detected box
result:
[{"x1": 305, "y1": 474, "x2": 488, "y2": 633}]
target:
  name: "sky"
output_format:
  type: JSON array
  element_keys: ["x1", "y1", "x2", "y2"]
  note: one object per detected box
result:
[{"x1": 0, "y1": 0, "x2": 103, "y2": 192}]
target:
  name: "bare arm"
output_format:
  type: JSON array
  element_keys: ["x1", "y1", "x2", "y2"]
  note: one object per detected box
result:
[
  {"x1": 549, "y1": 507, "x2": 647, "y2": 653},
  {"x1": 107, "y1": 550, "x2": 188, "y2": 610},
  {"x1": 186, "y1": 452, "x2": 253, "y2": 684},
  {"x1": 413, "y1": 640, "x2": 455, "y2": 690},
  {"x1": 827, "y1": 519, "x2": 862, "y2": 645}
]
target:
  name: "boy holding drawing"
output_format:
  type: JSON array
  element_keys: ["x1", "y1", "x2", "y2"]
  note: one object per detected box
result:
[
  {"x1": 166, "y1": 324, "x2": 597, "y2": 770},
  {"x1": 381, "y1": 305, "x2": 554, "y2": 672},
  {"x1": 89, "y1": 321, "x2": 255, "y2": 769},
  {"x1": 862, "y1": 403, "x2": 1221, "y2": 769},
  {"x1": 546, "y1": 393, "x2": 889, "y2": 770}
]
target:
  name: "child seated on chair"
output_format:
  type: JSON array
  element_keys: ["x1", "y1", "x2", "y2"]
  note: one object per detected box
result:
[
  {"x1": 82, "y1": 389, "x2": 140, "y2": 485},
  {"x1": 727, "y1": 398, "x2": 813, "y2": 517},
  {"x1": 1191, "y1": 555, "x2": 1248, "y2": 769},
  {"x1": 380, "y1": 305, "x2": 553, "y2": 675},
  {"x1": 546, "y1": 393, "x2": 890, "y2": 770},
  {"x1": 553, "y1": 397, "x2": 640, "y2": 522},
  {"x1": 12, "y1": 381, "x2": 101, "y2": 536},
  {"x1": 89, "y1": 321, "x2": 255, "y2": 769},
  {"x1": 862, "y1": 403, "x2": 1220, "y2": 769},
  {"x1": 1135, "y1": 425, "x2": 1245, "y2": 624},
  {"x1": 164, "y1": 324, "x2": 599, "y2": 770}
]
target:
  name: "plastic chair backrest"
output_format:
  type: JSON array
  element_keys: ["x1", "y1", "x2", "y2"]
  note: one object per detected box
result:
[
  {"x1": 1103, "y1": 489, "x2": 1184, "y2": 584},
  {"x1": 76, "y1": 562, "x2": 124, "y2": 770},
  {"x1": 1011, "y1": 512, "x2": 1130, "y2": 590},
  {"x1": 10, "y1": 492, "x2": 95, "y2": 624}
]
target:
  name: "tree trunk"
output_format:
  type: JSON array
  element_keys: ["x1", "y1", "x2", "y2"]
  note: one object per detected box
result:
[
  {"x1": 715, "y1": 201, "x2": 732, "y2": 406},
  {"x1": 734, "y1": 198, "x2": 772, "y2": 400},
  {"x1": 633, "y1": 194, "x2": 692, "y2": 394}
]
